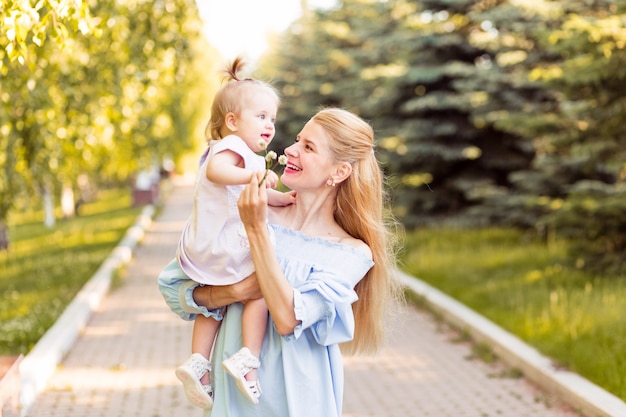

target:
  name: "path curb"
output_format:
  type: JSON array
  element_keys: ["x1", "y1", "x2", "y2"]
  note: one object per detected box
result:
[
  {"x1": 397, "y1": 270, "x2": 626, "y2": 417},
  {"x1": 18, "y1": 204, "x2": 156, "y2": 416}
]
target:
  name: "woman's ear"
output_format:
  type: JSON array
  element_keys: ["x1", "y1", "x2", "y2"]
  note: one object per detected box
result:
[
  {"x1": 333, "y1": 162, "x2": 353, "y2": 185},
  {"x1": 225, "y1": 112, "x2": 237, "y2": 131}
]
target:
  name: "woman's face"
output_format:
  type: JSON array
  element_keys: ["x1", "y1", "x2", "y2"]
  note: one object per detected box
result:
[{"x1": 281, "y1": 120, "x2": 336, "y2": 191}]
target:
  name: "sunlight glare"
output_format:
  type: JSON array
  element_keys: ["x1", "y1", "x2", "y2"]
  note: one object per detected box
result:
[{"x1": 196, "y1": 0, "x2": 337, "y2": 62}]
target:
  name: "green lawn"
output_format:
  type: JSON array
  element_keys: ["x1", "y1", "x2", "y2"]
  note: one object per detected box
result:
[
  {"x1": 400, "y1": 227, "x2": 626, "y2": 401},
  {"x1": 0, "y1": 188, "x2": 143, "y2": 355}
]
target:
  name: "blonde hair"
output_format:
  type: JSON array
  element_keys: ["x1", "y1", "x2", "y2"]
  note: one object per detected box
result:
[
  {"x1": 311, "y1": 108, "x2": 402, "y2": 355},
  {"x1": 206, "y1": 57, "x2": 280, "y2": 141}
]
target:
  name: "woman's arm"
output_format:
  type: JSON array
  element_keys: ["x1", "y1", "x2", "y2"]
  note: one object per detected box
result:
[
  {"x1": 193, "y1": 274, "x2": 263, "y2": 309},
  {"x1": 158, "y1": 259, "x2": 262, "y2": 320},
  {"x1": 238, "y1": 173, "x2": 301, "y2": 336}
]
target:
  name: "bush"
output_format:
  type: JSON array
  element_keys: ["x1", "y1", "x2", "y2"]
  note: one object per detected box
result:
[{"x1": 540, "y1": 180, "x2": 626, "y2": 274}]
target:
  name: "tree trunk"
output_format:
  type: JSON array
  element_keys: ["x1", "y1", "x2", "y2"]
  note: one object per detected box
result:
[
  {"x1": 0, "y1": 221, "x2": 8, "y2": 250},
  {"x1": 61, "y1": 185, "x2": 75, "y2": 218},
  {"x1": 43, "y1": 188, "x2": 55, "y2": 228}
]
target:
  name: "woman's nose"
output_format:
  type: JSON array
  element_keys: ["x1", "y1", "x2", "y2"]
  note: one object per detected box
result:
[{"x1": 284, "y1": 144, "x2": 296, "y2": 156}]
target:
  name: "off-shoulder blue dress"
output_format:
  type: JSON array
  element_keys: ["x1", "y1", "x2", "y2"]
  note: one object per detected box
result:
[{"x1": 158, "y1": 224, "x2": 374, "y2": 417}]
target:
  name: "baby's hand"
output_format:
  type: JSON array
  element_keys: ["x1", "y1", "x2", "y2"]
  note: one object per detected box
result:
[
  {"x1": 263, "y1": 170, "x2": 279, "y2": 189},
  {"x1": 268, "y1": 190, "x2": 296, "y2": 207}
]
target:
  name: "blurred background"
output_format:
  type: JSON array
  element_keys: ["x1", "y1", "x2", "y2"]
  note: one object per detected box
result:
[{"x1": 1, "y1": 0, "x2": 625, "y2": 403}]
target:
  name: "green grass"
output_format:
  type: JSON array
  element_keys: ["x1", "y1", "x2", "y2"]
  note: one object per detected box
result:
[
  {"x1": 400, "y1": 227, "x2": 626, "y2": 401},
  {"x1": 0, "y1": 188, "x2": 143, "y2": 355}
]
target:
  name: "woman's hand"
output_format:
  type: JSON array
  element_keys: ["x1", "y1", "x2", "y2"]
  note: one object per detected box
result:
[
  {"x1": 193, "y1": 273, "x2": 262, "y2": 309},
  {"x1": 228, "y1": 273, "x2": 263, "y2": 304},
  {"x1": 238, "y1": 171, "x2": 268, "y2": 233},
  {"x1": 238, "y1": 172, "x2": 301, "y2": 335}
]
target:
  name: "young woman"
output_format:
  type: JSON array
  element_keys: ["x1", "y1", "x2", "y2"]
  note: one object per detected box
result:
[{"x1": 159, "y1": 108, "x2": 400, "y2": 416}]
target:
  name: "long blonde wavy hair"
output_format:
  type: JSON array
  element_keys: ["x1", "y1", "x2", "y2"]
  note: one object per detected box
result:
[{"x1": 311, "y1": 108, "x2": 402, "y2": 355}]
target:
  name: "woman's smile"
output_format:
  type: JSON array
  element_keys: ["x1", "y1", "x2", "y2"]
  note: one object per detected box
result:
[{"x1": 284, "y1": 162, "x2": 301, "y2": 173}]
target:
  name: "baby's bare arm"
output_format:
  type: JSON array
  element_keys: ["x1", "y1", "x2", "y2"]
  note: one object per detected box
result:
[
  {"x1": 267, "y1": 189, "x2": 296, "y2": 207},
  {"x1": 206, "y1": 150, "x2": 257, "y2": 185}
]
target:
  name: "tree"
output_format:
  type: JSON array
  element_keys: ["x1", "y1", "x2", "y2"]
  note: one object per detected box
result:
[
  {"x1": 0, "y1": 0, "x2": 217, "y2": 247},
  {"x1": 260, "y1": 0, "x2": 541, "y2": 227},
  {"x1": 527, "y1": 1, "x2": 626, "y2": 272},
  {"x1": 0, "y1": 0, "x2": 95, "y2": 69},
  {"x1": 260, "y1": 0, "x2": 626, "y2": 272},
  {"x1": 472, "y1": 0, "x2": 626, "y2": 272}
]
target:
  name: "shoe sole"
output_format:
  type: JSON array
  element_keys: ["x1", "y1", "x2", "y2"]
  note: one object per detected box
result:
[
  {"x1": 175, "y1": 367, "x2": 214, "y2": 409},
  {"x1": 222, "y1": 360, "x2": 259, "y2": 404}
]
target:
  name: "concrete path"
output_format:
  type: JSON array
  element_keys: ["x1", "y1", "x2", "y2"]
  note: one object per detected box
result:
[{"x1": 27, "y1": 179, "x2": 583, "y2": 417}]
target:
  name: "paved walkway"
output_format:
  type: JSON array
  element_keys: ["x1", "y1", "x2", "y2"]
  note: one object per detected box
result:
[{"x1": 27, "y1": 179, "x2": 582, "y2": 417}]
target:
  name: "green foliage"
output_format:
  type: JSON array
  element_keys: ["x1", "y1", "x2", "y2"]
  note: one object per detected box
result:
[
  {"x1": 0, "y1": 0, "x2": 217, "y2": 239},
  {"x1": 541, "y1": 181, "x2": 626, "y2": 274},
  {"x1": 257, "y1": 0, "x2": 626, "y2": 272},
  {"x1": 402, "y1": 227, "x2": 626, "y2": 401},
  {"x1": 0, "y1": 188, "x2": 141, "y2": 354},
  {"x1": 0, "y1": 0, "x2": 95, "y2": 68},
  {"x1": 514, "y1": 1, "x2": 626, "y2": 271},
  {"x1": 260, "y1": 0, "x2": 540, "y2": 228}
]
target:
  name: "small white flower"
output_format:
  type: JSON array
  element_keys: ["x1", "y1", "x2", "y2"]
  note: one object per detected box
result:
[
  {"x1": 266, "y1": 151, "x2": 277, "y2": 162},
  {"x1": 258, "y1": 140, "x2": 267, "y2": 150},
  {"x1": 259, "y1": 147, "x2": 287, "y2": 187}
]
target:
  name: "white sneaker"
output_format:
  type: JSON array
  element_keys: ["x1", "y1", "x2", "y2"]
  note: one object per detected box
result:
[
  {"x1": 175, "y1": 353, "x2": 213, "y2": 409},
  {"x1": 222, "y1": 347, "x2": 262, "y2": 404}
]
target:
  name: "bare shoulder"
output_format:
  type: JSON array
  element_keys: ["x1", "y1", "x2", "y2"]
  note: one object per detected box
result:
[{"x1": 338, "y1": 236, "x2": 373, "y2": 260}]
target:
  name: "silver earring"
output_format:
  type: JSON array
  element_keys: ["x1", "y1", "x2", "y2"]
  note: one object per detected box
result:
[{"x1": 326, "y1": 177, "x2": 336, "y2": 187}]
